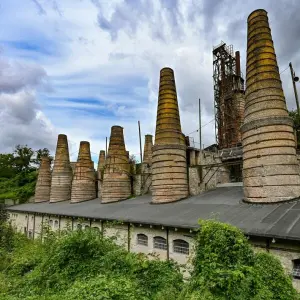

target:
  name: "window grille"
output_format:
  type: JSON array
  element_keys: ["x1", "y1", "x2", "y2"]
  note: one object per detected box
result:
[
  {"x1": 173, "y1": 239, "x2": 189, "y2": 255},
  {"x1": 293, "y1": 259, "x2": 300, "y2": 279},
  {"x1": 54, "y1": 220, "x2": 59, "y2": 228},
  {"x1": 153, "y1": 236, "x2": 167, "y2": 250},
  {"x1": 77, "y1": 224, "x2": 82, "y2": 230},
  {"x1": 137, "y1": 234, "x2": 148, "y2": 246},
  {"x1": 49, "y1": 220, "x2": 53, "y2": 226}
]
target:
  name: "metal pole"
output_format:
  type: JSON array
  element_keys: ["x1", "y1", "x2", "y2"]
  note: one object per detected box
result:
[
  {"x1": 199, "y1": 98, "x2": 202, "y2": 151},
  {"x1": 138, "y1": 121, "x2": 143, "y2": 164},
  {"x1": 289, "y1": 62, "x2": 300, "y2": 115},
  {"x1": 105, "y1": 137, "x2": 108, "y2": 155}
]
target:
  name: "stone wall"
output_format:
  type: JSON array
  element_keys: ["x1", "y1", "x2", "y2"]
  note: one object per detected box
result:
[
  {"x1": 188, "y1": 149, "x2": 224, "y2": 196},
  {"x1": 133, "y1": 174, "x2": 141, "y2": 196}
]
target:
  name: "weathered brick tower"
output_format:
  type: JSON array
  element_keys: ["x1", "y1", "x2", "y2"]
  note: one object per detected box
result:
[
  {"x1": 102, "y1": 126, "x2": 131, "y2": 203},
  {"x1": 151, "y1": 67, "x2": 188, "y2": 203},
  {"x1": 71, "y1": 141, "x2": 96, "y2": 203},
  {"x1": 97, "y1": 150, "x2": 106, "y2": 177},
  {"x1": 143, "y1": 134, "x2": 153, "y2": 165},
  {"x1": 241, "y1": 9, "x2": 300, "y2": 202},
  {"x1": 141, "y1": 134, "x2": 153, "y2": 194},
  {"x1": 34, "y1": 156, "x2": 51, "y2": 202},
  {"x1": 97, "y1": 150, "x2": 106, "y2": 198},
  {"x1": 50, "y1": 134, "x2": 73, "y2": 202}
]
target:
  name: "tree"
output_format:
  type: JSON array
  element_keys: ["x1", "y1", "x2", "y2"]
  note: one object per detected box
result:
[
  {"x1": 0, "y1": 154, "x2": 16, "y2": 178},
  {"x1": 129, "y1": 154, "x2": 137, "y2": 164},
  {"x1": 13, "y1": 145, "x2": 35, "y2": 172},
  {"x1": 181, "y1": 220, "x2": 299, "y2": 300},
  {"x1": 35, "y1": 148, "x2": 53, "y2": 166},
  {"x1": 289, "y1": 109, "x2": 300, "y2": 149}
]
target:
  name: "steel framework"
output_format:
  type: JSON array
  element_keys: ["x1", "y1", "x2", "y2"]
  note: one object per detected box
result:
[{"x1": 213, "y1": 41, "x2": 245, "y2": 149}]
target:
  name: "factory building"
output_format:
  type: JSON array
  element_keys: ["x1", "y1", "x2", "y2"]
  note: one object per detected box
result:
[{"x1": 6, "y1": 9, "x2": 300, "y2": 290}]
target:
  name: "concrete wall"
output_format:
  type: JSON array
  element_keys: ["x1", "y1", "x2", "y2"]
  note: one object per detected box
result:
[
  {"x1": 7, "y1": 211, "x2": 300, "y2": 290},
  {"x1": 188, "y1": 150, "x2": 224, "y2": 196}
]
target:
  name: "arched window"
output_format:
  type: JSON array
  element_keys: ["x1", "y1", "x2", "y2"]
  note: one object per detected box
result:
[
  {"x1": 49, "y1": 220, "x2": 53, "y2": 227},
  {"x1": 173, "y1": 239, "x2": 189, "y2": 255},
  {"x1": 292, "y1": 259, "x2": 300, "y2": 279},
  {"x1": 92, "y1": 226, "x2": 100, "y2": 233},
  {"x1": 54, "y1": 220, "x2": 59, "y2": 229},
  {"x1": 77, "y1": 224, "x2": 82, "y2": 230},
  {"x1": 153, "y1": 236, "x2": 167, "y2": 250},
  {"x1": 137, "y1": 234, "x2": 148, "y2": 246}
]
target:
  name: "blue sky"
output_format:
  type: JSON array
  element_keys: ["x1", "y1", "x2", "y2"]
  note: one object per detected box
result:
[{"x1": 0, "y1": 0, "x2": 299, "y2": 165}]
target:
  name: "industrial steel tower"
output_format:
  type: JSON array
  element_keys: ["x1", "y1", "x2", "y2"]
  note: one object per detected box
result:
[{"x1": 213, "y1": 42, "x2": 245, "y2": 149}]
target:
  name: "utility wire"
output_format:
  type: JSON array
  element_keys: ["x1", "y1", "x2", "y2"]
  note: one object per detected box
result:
[
  {"x1": 280, "y1": 65, "x2": 289, "y2": 75},
  {"x1": 187, "y1": 118, "x2": 214, "y2": 135}
]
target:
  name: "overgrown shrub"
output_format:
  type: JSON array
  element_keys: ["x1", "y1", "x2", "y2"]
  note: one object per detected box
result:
[
  {"x1": 181, "y1": 220, "x2": 299, "y2": 300},
  {"x1": 1, "y1": 219, "x2": 299, "y2": 300},
  {"x1": 0, "y1": 228, "x2": 183, "y2": 299}
]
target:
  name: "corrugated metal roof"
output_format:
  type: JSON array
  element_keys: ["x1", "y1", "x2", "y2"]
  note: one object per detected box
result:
[{"x1": 6, "y1": 186, "x2": 300, "y2": 240}]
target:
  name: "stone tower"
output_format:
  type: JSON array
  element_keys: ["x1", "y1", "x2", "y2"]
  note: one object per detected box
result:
[
  {"x1": 151, "y1": 67, "x2": 188, "y2": 203},
  {"x1": 97, "y1": 150, "x2": 106, "y2": 177},
  {"x1": 35, "y1": 156, "x2": 51, "y2": 203},
  {"x1": 241, "y1": 9, "x2": 300, "y2": 203},
  {"x1": 143, "y1": 134, "x2": 153, "y2": 165},
  {"x1": 102, "y1": 126, "x2": 131, "y2": 203},
  {"x1": 71, "y1": 141, "x2": 96, "y2": 203},
  {"x1": 141, "y1": 134, "x2": 153, "y2": 194},
  {"x1": 50, "y1": 134, "x2": 73, "y2": 202},
  {"x1": 97, "y1": 150, "x2": 106, "y2": 199}
]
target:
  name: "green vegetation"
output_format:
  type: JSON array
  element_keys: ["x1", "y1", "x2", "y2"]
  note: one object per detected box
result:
[
  {"x1": 0, "y1": 209, "x2": 298, "y2": 299},
  {"x1": 289, "y1": 109, "x2": 300, "y2": 148},
  {"x1": 0, "y1": 145, "x2": 52, "y2": 203},
  {"x1": 181, "y1": 220, "x2": 299, "y2": 300}
]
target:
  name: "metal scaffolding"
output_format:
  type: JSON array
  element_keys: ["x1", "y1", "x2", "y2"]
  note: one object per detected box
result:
[{"x1": 213, "y1": 41, "x2": 245, "y2": 149}]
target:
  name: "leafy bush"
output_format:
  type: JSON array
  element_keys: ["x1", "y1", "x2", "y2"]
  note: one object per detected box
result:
[
  {"x1": 63, "y1": 275, "x2": 144, "y2": 300},
  {"x1": 182, "y1": 220, "x2": 299, "y2": 300},
  {"x1": 1, "y1": 218, "x2": 299, "y2": 300},
  {"x1": 253, "y1": 252, "x2": 299, "y2": 300},
  {"x1": 0, "y1": 228, "x2": 183, "y2": 299}
]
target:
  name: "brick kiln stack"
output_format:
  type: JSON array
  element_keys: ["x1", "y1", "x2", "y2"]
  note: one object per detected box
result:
[
  {"x1": 34, "y1": 156, "x2": 51, "y2": 203},
  {"x1": 102, "y1": 126, "x2": 131, "y2": 203},
  {"x1": 97, "y1": 150, "x2": 106, "y2": 198},
  {"x1": 50, "y1": 134, "x2": 73, "y2": 202},
  {"x1": 241, "y1": 9, "x2": 300, "y2": 203},
  {"x1": 141, "y1": 134, "x2": 153, "y2": 194},
  {"x1": 71, "y1": 141, "x2": 96, "y2": 203},
  {"x1": 143, "y1": 134, "x2": 153, "y2": 165},
  {"x1": 151, "y1": 67, "x2": 188, "y2": 203}
]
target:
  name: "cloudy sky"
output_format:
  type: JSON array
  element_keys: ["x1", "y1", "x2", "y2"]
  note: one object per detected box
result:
[{"x1": 1, "y1": 0, "x2": 299, "y2": 163}]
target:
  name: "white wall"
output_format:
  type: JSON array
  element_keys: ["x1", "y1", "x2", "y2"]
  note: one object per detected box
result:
[{"x1": 8, "y1": 210, "x2": 300, "y2": 291}]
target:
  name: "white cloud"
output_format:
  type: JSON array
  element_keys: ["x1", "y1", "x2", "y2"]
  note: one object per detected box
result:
[
  {"x1": 0, "y1": 90, "x2": 57, "y2": 153},
  {"x1": 1, "y1": 0, "x2": 300, "y2": 162}
]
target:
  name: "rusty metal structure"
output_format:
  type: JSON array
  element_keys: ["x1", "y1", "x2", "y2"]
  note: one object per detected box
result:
[
  {"x1": 71, "y1": 141, "x2": 96, "y2": 203},
  {"x1": 50, "y1": 134, "x2": 73, "y2": 202},
  {"x1": 102, "y1": 126, "x2": 131, "y2": 203},
  {"x1": 213, "y1": 41, "x2": 245, "y2": 149},
  {"x1": 34, "y1": 156, "x2": 51, "y2": 202},
  {"x1": 241, "y1": 9, "x2": 300, "y2": 203},
  {"x1": 151, "y1": 67, "x2": 188, "y2": 203}
]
